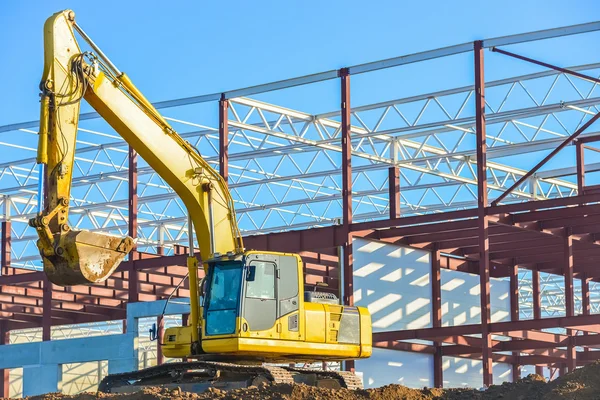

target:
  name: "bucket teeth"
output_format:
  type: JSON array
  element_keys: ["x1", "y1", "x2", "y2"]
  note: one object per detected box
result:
[{"x1": 42, "y1": 230, "x2": 134, "y2": 286}]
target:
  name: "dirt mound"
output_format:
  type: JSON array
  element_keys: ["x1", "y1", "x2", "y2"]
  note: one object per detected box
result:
[
  {"x1": 440, "y1": 373, "x2": 548, "y2": 400},
  {"x1": 25, "y1": 384, "x2": 443, "y2": 400},
  {"x1": 544, "y1": 361, "x2": 600, "y2": 399},
  {"x1": 18, "y1": 361, "x2": 600, "y2": 400}
]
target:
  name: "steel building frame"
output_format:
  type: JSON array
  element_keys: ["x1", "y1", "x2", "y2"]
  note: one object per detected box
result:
[{"x1": 2, "y1": 21, "x2": 600, "y2": 393}]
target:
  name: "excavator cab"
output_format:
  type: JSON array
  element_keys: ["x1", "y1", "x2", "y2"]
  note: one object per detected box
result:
[
  {"x1": 163, "y1": 251, "x2": 372, "y2": 363},
  {"x1": 204, "y1": 252, "x2": 301, "y2": 338}
]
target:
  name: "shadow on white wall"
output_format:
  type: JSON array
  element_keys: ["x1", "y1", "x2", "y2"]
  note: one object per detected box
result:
[{"x1": 353, "y1": 239, "x2": 432, "y2": 332}]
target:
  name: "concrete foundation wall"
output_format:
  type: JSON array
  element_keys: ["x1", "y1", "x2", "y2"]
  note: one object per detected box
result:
[{"x1": 0, "y1": 300, "x2": 190, "y2": 397}]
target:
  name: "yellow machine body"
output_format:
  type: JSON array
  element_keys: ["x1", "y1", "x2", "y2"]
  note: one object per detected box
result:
[{"x1": 162, "y1": 250, "x2": 372, "y2": 362}]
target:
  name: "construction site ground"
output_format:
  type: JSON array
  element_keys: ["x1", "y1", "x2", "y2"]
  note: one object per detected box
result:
[{"x1": 15, "y1": 360, "x2": 600, "y2": 400}]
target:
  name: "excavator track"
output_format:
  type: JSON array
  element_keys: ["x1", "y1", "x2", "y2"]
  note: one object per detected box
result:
[
  {"x1": 99, "y1": 361, "x2": 363, "y2": 394},
  {"x1": 98, "y1": 361, "x2": 294, "y2": 393},
  {"x1": 283, "y1": 366, "x2": 364, "y2": 390}
]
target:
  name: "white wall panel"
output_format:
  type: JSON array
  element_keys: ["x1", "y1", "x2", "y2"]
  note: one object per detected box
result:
[
  {"x1": 442, "y1": 358, "x2": 513, "y2": 388},
  {"x1": 355, "y1": 348, "x2": 433, "y2": 389},
  {"x1": 353, "y1": 238, "x2": 432, "y2": 332},
  {"x1": 441, "y1": 269, "x2": 511, "y2": 326}
]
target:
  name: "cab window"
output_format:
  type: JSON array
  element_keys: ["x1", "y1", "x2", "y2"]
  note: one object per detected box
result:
[{"x1": 246, "y1": 261, "x2": 276, "y2": 299}]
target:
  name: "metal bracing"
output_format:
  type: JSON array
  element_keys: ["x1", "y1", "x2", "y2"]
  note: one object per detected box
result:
[{"x1": 1, "y1": 60, "x2": 599, "y2": 267}]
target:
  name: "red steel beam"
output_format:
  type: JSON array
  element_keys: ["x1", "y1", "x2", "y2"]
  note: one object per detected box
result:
[
  {"x1": 474, "y1": 39, "x2": 493, "y2": 387},
  {"x1": 564, "y1": 234, "x2": 575, "y2": 318},
  {"x1": 541, "y1": 213, "x2": 600, "y2": 230},
  {"x1": 436, "y1": 230, "x2": 546, "y2": 251},
  {"x1": 0, "y1": 321, "x2": 8, "y2": 398},
  {"x1": 388, "y1": 166, "x2": 401, "y2": 219},
  {"x1": 340, "y1": 67, "x2": 353, "y2": 307},
  {"x1": 157, "y1": 315, "x2": 165, "y2": 365},
  {"x1": 510, "y1": 262, "x2": 520, "y2": 381},
  {"x1": 576, "y1": 140, "x2": 585, "y2": 195},
  {"x1": 128, "y1": 146, "x2": 138, "y2": 251},
  {"x1": 373, "y1": 340, "x2": 435, "y2": 354},
  {"x1": 515, "y1": 203, "x2": 600, "y2": 225},
  {"x1": 582, "y1": 275, "x2": 591, "y2": 353},
  {"x1": 532, "y1": 265, "x2": 542, "y2": 376},
  {"x1": 219, "y1": 94, "x2": 229, "y2": 182},
  {"x1": 564, "y1": 231, "x2": 576, "y2": 373},
  {"x1": 372, "y1": 324, "x2": 480, "y2": 342},
  {"x1": 1, "y1": 221, "x2": 10, "y2": 276},
  {"x1": 372, "y1": 341, "x2": 517, "y2": 364},
  {"x1": 492, "y1": 193, "x2": 600, "y2": 216},
  {"x1": 42, "y1": 277, "x2": 52, "y2": 341},
  {"x1": 341, "y1": 67, "x2": 352, "y2": 230},
  {"x1": 128, "y1": 146, "x2": 139, "y2": 308},
  {"x1": 492, "y1": 314, "x2": 600, "y2": 332},
  {"x1": 374, "y1": 315, "x2": 600, "y2": 343},
  {"x1": 352, "y1": 208, "x2": 477, "y2": 233},
  {"x1": 128, "y1": 264, "x2": 139, "y2": 305},
  {"x1": 431, "y1": 245, "x2": 443, "y2": 388},
  {"x1": 461, "y1": 237, "x2": 562, "y2": 255},
  {"x1": 340, "y1": 67, "x2": 354, "y2": 372},
  {"x1": 371, "y1": 219, "x2": 477, "y2": 242}
]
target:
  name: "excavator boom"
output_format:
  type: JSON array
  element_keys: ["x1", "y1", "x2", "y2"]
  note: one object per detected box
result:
[{"x1": 31, "y1": 10, "x2": 243, "y2": 287}]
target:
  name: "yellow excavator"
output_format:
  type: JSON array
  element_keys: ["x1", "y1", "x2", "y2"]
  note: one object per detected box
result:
[{"x1": 29, "y1": 9, "x2": 372, "y2": 392}]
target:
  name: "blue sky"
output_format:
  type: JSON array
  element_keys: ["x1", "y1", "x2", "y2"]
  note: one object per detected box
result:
[{"x1": 1, "y1": 0, "x2": 599, "y2": 125}]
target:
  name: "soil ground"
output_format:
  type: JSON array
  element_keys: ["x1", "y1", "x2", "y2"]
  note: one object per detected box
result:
[{"x1": 16, "y1": 361, "x2": 600, "y2": 400}]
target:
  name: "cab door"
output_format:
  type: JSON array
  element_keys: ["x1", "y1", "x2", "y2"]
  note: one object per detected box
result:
[
  {"x1": 242, "y1": 254, "x2": 278, "y2": 338},
  {"x1": 277, "y1": 255, "x2": 301, "y2": 340}
]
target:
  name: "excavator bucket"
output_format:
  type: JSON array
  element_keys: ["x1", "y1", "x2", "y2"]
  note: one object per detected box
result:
[{"x1": 42, "y1": 230, "x2": 134, "y2": 286}]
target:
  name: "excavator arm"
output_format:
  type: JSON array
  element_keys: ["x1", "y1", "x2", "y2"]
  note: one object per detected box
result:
[{"x1": 30, "y1": 10, "x2": 244, "y2": 290}]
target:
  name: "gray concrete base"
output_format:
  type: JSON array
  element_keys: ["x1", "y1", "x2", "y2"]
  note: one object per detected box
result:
[{"x1": 0, "y1": 299, "x2": 191, "y2": 396}]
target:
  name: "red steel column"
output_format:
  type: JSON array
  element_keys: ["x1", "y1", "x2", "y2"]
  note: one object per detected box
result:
[
  {"x1": 156, "y1": 315, "x2": 165, "y2": 365},
  {"x1": 219, "y1": 95, "x2": 229, "y2": 182},
  {"x1": 128, "y1": 146, "x2": 138, "y2": 251},
  {"x1": 0, "y1": 321, "x2": 9, "y2": 398},
  {"x1": 475, "y1": 40, "x2": 493, "y2": 387},
  {"x1": 564, "y1": 231, "x2": 576, "y2": 373},
  {"x1": 510, "y1": 262, "x2": 520, "y2": 381},
  {"x1": 432, "y1": 245, "x2": 443, "y2": 388},
  {"x1": 1, "y1": 221, "x2": 10, "y2": 275},
  {"x1": 532, "y1": 269, "x2": 544, "y2": 376},
  {"x1": 340, "y1": 67, "x2": 353, "y2": 307},
  {"x1": 128, "y1": 147, "x2": 139, "y2": 304},
  {"x1": 582, "y1": 274, "x2": 590, "y2": 353},
  {"x1": 576, "y1": 140, "x2": 585, "y2": 194},
  {"x1": 340, "y1": 68, "x2": 354, "y2": 372},
  {"x1": 389, "y1": 166, "x2": 400, "y2": 219},
  {"x1": 42, "y1": 277, "x2": 52, "y2": 341}
]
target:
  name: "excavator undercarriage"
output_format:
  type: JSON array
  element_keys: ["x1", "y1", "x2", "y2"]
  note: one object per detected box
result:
[{"x1": 99, "y1": 361, "x2": 363, "y2": 393}]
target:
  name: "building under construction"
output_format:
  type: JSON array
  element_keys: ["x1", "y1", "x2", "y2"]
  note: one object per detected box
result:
[{"x1": 1, "y1": 20, "x2": 600, "y2": 397}]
